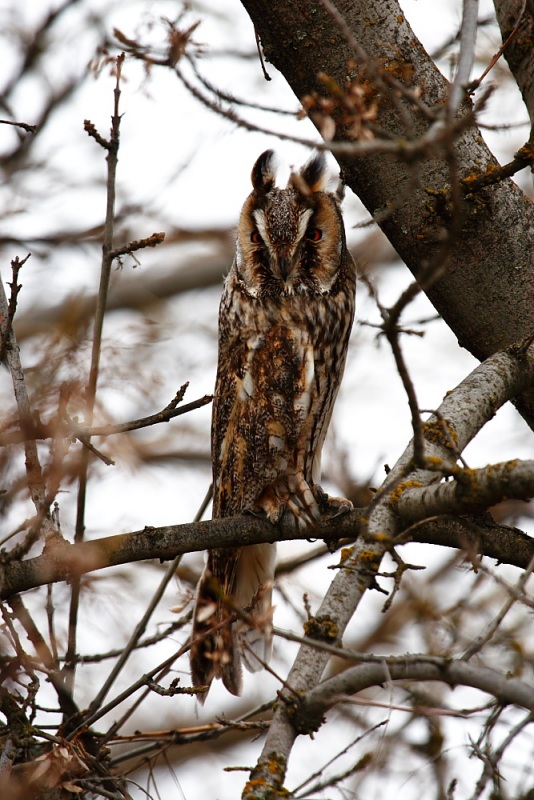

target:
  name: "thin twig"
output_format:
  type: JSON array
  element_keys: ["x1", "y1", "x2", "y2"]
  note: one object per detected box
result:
[
  {"x1": 467, "y1": 0, "x2": 528, "y2": 91},
  {"x1": 66, "y1": 52, "x2": 125, "y2": 696},
  {"x1": 0, "y1": 258, "x2": 46, "y2": 512},
  {"x1": 76, "y1": 483, "x2": 212, "y2": 739},
  {"x1": 109, "y1": 231, "x2": 165, "y2": 260},
  {"x1": 175, "y1": 63, "x2": 477, "y2": 160},
  {"x1": 461, "y1": 554, "x2": 534, "y2": 660},
  {"x1": 0, "y1": 119, "x2": 37, "y2": 133},
  {"x1": 0, "y1": 391, "x2": 213, "y2": 445}
]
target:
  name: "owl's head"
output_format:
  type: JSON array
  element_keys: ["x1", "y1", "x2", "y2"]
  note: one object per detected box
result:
[{"x1": 235, "y1": 150, "x2": 348, "y2": 297}]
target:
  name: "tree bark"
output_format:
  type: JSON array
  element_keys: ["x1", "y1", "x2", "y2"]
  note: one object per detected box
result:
[
  {"x1": 493, "y1": 0, "x2": 534, "y2": 130},
  {"x1": 240, "y1": 0, "x2": 534, "y2": 424}
]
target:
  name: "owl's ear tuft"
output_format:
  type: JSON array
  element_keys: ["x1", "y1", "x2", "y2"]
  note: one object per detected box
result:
[
  {"x1": 300, "y1": 152, "x2": 327, "y2": 193},
  {"x1": 251, "y1": 150, "x2": 277, "y2": 193}
]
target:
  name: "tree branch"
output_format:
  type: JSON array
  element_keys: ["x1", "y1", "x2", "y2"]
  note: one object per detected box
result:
[
  {"x1": 298, "y1": 656, "x2": 534, "y2": 733},
  {"x1": 394, "y1": 459, "x2": 534, "y2": 520},
  {"x1": 0, "y1": 258, "x2": 46, "y2": 513},
  {"x1": 0, "y1": 508, "x2": 532, "y2": 602}
]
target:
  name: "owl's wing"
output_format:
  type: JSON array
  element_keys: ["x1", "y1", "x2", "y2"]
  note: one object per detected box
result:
[{"x1": 212, "y1": 322, "x2": 313, "y2": 519}]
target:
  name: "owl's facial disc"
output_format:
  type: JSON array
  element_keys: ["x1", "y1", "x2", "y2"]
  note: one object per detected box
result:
[{"x1": 253, "y1": 204, "x2": 313, "y2": 283}]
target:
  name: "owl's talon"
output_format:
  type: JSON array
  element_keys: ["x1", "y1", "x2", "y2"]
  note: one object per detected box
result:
[
  {"x1": 266, "y1": 506, "x2": 286, "y2": 525},
  {"x1": 312, "y1": 484, "x2": 328, "y2": 503},
  {"x1": 327, "y1": 496, "x2": 353, "y2": 518},
  {"x1": 312, "y1": 484, "x2": 330, "y2": 513}
]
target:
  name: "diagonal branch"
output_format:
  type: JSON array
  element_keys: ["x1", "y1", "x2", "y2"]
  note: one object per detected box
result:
[{"x1": 241, "y1": 344, "x2": 534, "y2": 796}]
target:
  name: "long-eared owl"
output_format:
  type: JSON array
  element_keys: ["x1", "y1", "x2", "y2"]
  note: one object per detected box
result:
[{"x1": 190, "y1": 150, "x2": 356, "y2": 700}]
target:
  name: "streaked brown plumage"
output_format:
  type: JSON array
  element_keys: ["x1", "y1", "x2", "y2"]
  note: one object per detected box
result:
[{"x1": 190, "y1": 150, "x2": 356, "y2": 699}]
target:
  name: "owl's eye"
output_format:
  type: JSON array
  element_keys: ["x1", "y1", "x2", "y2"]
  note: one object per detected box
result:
[
  {"x1": 250, "y1": 230, "x2": 263, "y2": 244},
  {"x1": 306, "y1": 227, "x2": 322, "y2": 241}
]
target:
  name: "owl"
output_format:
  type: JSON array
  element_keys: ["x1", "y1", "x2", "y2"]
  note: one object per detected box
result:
[{"x1": 190, "y1": 150, "x2": 356, "y2": 700}]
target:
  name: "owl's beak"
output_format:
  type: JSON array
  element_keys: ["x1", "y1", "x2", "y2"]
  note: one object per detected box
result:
[{"x1": 275, "y1": 245, "x2": 293, "y2": 280}]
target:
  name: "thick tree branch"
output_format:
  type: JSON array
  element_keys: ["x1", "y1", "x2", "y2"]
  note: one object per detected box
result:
[{"x1": 0, "y1": 509, "x2": 532, "y2": 602}]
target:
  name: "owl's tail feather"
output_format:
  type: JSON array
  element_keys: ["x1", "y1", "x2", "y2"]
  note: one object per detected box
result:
[
  {"x1": 190, "y1": 543, "x2": 276, "y2": 700},
  {"x1": 190, "y1": 567, "x2": 243, "y2": 702},
  {"x1": 235, "y1": 543, "x2": 276, "y2": 673}
]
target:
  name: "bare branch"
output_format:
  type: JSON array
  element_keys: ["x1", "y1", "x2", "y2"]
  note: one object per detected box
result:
[
  {"x1": 0, "y1": 119, "x2": 37, "y2": 134},
  {"x1": 299, "y1": 656, "x2": 534, "y2": 731},
  {"x1": 0, "y1": 259, "x2": 46, "y2": 513},
  {"x1": 67, "y1": 52, "x2": 125, "y2": 694},
  {"x1": 0, "y1": 508, "x2": 533, "y2": 602},
  {"x1": 109, "y1": 231, "x2": 165, "y2": 260},
  {"x1": 394, "y1": 459, "x2": 534, "y2": 520}
]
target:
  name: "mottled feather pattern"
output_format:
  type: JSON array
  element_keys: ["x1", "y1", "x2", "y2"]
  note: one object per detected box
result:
[{"x1": 190, "y1": 150, "x2": 356, "y2": 699}]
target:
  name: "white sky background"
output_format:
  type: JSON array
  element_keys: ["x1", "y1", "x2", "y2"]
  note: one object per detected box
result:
[{"x1": 1, "y1": 0, "x2": 534, "y2": 798}]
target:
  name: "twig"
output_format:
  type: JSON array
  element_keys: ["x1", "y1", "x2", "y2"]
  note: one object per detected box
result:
[
  {"x1": 362, "y1": 275, "x2": 425, "y2": 465},
  {"x1": 0, "y1": 258, "x2": 46, "y2": 513},
  {"x1": 70, "y1": 616, "x2": 191, "y2": 664},
  {"x1": 467, "y1": 0, "x2": 528, "y2": 91},
  {"x1": 79, "y1": 483, "x2": 212, "y2": 739},
  {"x1": 146, "y1": 678, "x2": 197, "y2": 696},
  {"x1": 7, "y1": 596, "x2": 79, "y2": 719},
  {"x1": 0, "y1": 254, "x2": 29, "y2": 362},
  {"x1": 461, "y1": 143, "x2": 534, "y2": 194},
  {"x1": 186, "y1": 56, "x2": 296, "y2": 113},
  {"x1": 291, "y1": 720, "x2": 386, "y2": 796},
  {"x1": 461, "y1": 553, "x2": 534, "y2": 660},
  {"x1": 74, "y1": 391, "x2": 212, "y2": 437},
  {"x1": 175, "y1": 63, "x2": 477, "y2": 160},
  {"x1": 0, "y1": 390, "x2": 213, "y2": 445},
  {"x1": 471, "y1": 710, "x2": 534, "y2": 799},
  {"x1": 85, "y1": 549, "x2": 185, "y2": 714},
  {"x1": 109, "y1": 231, "x2": 165, "y2": 260},
  {"x1": 254, "y1": 26, "x2": 271, "y2": 81},
  {"x1": 66, "y1": 52, "x2": 125, "y2": 695},
  {"x1": 67, "y1": 639, "x2": 191, "y2": 736},
  {"x1": 0, "y1": 119, "x2": 37, "y2": 133}
]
